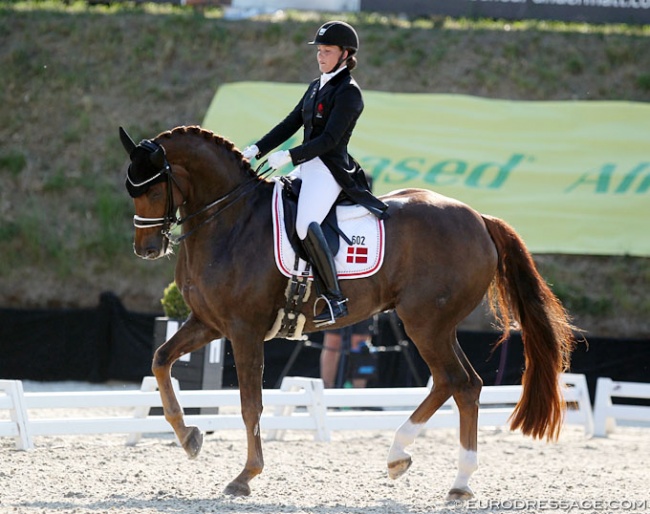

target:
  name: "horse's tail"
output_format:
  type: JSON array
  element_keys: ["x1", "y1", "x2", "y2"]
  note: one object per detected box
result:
[{"x1": 482, "y1": 214, "x2": 576, "y2": 441}]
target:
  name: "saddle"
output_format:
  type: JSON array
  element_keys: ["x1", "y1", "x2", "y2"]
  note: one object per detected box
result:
[
  {"x1": 280, "y1": 176, "x2": 353, "y2": 260},
  {"x1": 267, "y1": 176, "x2": 383, "y2": 341}
]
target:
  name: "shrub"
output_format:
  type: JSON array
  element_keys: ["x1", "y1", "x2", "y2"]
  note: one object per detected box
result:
[{"x1": 160, "y1": 282, "x2": 190, "y2": 319}]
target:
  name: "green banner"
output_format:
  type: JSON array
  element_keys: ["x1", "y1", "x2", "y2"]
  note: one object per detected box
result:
[{"x1": 203, "y1": 82, "x2": 650, "y2": 257}]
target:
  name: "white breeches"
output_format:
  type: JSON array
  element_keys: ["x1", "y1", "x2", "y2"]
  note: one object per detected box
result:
[{"x1": 289, "y1": 157, "x2": 343, "y2": 240}]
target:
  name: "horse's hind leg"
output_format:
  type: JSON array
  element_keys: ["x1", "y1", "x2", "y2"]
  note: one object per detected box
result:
[
  {"x1": 387, "y1": 327, "x2": 459, "y2": 478},
  {"x1": 446, "y1": 340, "x2": 482, "y2": 501},
  {"x1": 387, "y1": 370, "x2": 453, "y2": 480},
  {"x1": 152, "y1": 316, "x2": 220, "y2": 459},
  {"x1": 387, "y1": 328, "x2": 481, "y2": 500}
]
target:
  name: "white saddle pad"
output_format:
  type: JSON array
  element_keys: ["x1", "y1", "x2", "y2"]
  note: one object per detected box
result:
[{"x1": 271, "y1": 179, "x2": 385, "y2": 279}]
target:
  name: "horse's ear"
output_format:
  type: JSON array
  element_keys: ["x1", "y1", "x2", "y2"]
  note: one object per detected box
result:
[
  {"x1": 119, "y1": 126, "x2": 136, "y2": 155},
  {"x1": 150, "y1": 145, "x2": 166, "y2": 169}
]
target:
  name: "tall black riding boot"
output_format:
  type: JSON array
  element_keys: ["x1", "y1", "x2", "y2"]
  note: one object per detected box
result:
[{"x1": 302, "y1": 222, "x2": 348, "y2": 326}]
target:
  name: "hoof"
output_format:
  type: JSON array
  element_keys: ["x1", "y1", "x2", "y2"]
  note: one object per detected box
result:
[
  {"x1": 446, "y1": 487, "x2": 474, "y2": 502},
  {"x1": 182, "y1": 426, "x2": 203, "y2": 459},
  {"x1": 224, "y1": 481, "x2": 251, "y2": 497},
  {"x1": 387, "y1": 457, "x2": 412, "y2": 480}
]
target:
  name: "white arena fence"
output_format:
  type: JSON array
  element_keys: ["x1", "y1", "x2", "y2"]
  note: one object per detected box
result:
[
  {"x1": 0, "y1": 373, "x2": 596, "y2": 451},
  {"x1": 592, "y1": 378, "x2": 650, "y2": 437}
]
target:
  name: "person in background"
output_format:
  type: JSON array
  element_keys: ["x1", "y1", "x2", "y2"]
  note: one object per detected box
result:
[{"x1": 320, "y1": 318, "x2": 374, "y2": 389}]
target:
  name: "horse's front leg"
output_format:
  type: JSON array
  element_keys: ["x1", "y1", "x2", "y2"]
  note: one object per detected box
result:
[
  {"x1": 223, "y1": 338, "x2": 265, "y2": 497},
  {"x1": 152, "y1": 315, "x2": 220, "y2": 459}
]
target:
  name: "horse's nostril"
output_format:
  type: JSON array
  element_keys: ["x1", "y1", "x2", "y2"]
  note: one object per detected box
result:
[{"x1": 133, "y1": 239, "x2": 165, "y2": 260}]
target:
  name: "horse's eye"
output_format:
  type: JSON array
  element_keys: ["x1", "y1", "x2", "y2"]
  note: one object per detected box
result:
[{"x1": 148, "y1": 187, "x2": 163, "y2": 201}]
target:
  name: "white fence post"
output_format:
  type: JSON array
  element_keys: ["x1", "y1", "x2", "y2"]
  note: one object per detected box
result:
[
  {"x1": 0, "y1": 380, "x2": 33, "y2": 450},
  {"x1": 593, "y1": 377, "x2": 615, "y2": 437},
  {"x1": 562, "y1": 373, "x2": 594, "y2": 436},
  {"x1": 267, "y1": 377, "x2": 330, "y2": 442},
  {"x1": 593, "y1": 378, "x2": 650, "y2": 437}
]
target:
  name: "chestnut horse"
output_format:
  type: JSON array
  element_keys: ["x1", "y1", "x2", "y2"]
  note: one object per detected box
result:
[{"x1": 119, "y1": 125, "x2": 574, "y2": 500}]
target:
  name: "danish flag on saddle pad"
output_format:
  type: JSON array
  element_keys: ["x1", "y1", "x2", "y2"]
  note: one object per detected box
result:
[
  {"x1": 271, "y1": 179, "x2": 385, "y2": 280},
  {"x1": 347, "y1": 246, "x2": 368, "y2": 264}
]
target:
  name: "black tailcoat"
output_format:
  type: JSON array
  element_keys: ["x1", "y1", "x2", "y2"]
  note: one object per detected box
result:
[{"x1": 255, "y1": 69, "x2": 388, "y2": 219}]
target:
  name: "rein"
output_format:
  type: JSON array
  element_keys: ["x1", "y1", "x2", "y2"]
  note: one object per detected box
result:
[{"x1": 168, "y1": 161, "x2": 273, "y2": 244}]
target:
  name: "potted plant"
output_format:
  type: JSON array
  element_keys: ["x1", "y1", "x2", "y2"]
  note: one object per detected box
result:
[
  {"x1": 153, "y1": 282, "x2": 225, "y2": 411},
  {"x1": 160, "y1": 281, "x2": 190, "y2": 320},
  {"x1": 154, "y1": 281, "x2": 189, "y2": 360}
]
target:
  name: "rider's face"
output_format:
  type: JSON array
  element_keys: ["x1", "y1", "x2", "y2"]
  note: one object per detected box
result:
[{"x1": 317, "y1": 45, "x2": 346, "y2": 73}]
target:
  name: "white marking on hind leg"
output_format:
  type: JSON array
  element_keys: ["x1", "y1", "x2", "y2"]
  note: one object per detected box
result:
[
  {"x1": 449, "y1": 447, "x2": 478, "y2": 497},
  {"x1": 388, "y1": 419, "x2": 423, "y2": 462}
]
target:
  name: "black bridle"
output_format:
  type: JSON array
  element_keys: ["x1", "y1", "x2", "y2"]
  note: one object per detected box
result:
[
  {"x1": 127, "y1": 142, "x2": 273, "y2": 245},
  {"x1": 129, "y1": 159, "x2": 178, "y2": 234}
]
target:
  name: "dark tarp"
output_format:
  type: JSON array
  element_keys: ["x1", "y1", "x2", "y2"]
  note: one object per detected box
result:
[{"x1": 0, "y1": 292, "x2": 154, "y2": 382}]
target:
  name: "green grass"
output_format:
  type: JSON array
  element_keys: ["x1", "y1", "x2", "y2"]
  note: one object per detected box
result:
[
  {"x1": 2, "y1": 207, "x2": 71, "y2": 276},
  {"x1": 637, "y1": 73, "x2": 650, "y2": 91},
  {"x1": 551, "y1": 283, "x2": 613, "y2": 318},
  {"x1": 93, "y1": 187, "x2": 133, "y2": 259},
  {"x1": 42, "y1": 168, "x2": 69, "y2": 192},
  {"x1": 0, "y1": 150, "x2": 27, "y2": 176},
  {"x1": 0, "y1": 221, "x2": 20, "y2": 243}
]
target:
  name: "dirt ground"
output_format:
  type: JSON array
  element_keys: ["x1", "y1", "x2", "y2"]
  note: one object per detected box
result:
[{"x1": 2, "y1": 424, "x2": 649, "y2": 514}]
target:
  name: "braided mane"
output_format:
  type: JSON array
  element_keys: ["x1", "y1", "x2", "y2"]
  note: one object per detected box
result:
[{"x1": 155, "y1": 125, "x2": 259, "y2": 180}]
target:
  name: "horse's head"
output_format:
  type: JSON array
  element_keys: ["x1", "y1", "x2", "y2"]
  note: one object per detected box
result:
[{"x1": 120, "y1": 126, "x2": 179, "y2": 260}]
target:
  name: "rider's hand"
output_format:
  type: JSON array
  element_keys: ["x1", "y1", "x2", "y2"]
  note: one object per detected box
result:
[
  {"x1": 242, "y1": 145, "x2": 259, "y2": 160},
  {"x1": 268, "y1": 150, "x2": 292, "y2": 170}
]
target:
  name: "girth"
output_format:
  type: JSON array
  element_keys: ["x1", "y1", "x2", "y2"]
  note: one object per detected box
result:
[{"x1": 270, "y1": 256, "x2": 312, "y2": 340}]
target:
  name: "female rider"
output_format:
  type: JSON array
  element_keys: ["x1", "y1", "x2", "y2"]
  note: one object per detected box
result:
[{"x1": 243, "y1": 21, "x2": 388, "y2": 327}]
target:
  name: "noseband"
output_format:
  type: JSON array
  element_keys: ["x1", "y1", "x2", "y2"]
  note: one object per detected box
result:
[{"x1": 128, "y1": 139, "x2": 272, "y2": 244}]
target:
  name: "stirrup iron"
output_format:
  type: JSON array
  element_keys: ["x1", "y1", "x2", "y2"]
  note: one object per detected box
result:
[{"x1": 313, "y1": 295, "x2": 348, "y2": 327}]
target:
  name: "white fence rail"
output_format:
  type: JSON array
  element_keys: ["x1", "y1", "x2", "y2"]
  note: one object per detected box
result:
[
  {"x1": 270, "y1": 373, "x2": 593, "y2": 440},
  {"x1": 1, "y1": 373, "x2": 594, "y2": 450},
  {"x1": 593, "y1": 378, "x2": 650, "y2": 437}
]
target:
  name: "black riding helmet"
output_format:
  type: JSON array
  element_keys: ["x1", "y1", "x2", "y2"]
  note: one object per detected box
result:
[{"x1": 308, "y1": 20, "x2": 359, "y2": 54}]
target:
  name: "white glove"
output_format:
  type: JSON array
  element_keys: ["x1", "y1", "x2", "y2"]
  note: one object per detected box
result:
[
  {"x1": 242, "y1": 144, "x2": 259, "y2": 160},
  {"x1": 268, "y1": 150, "x2": 292, "y2": 170}
]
